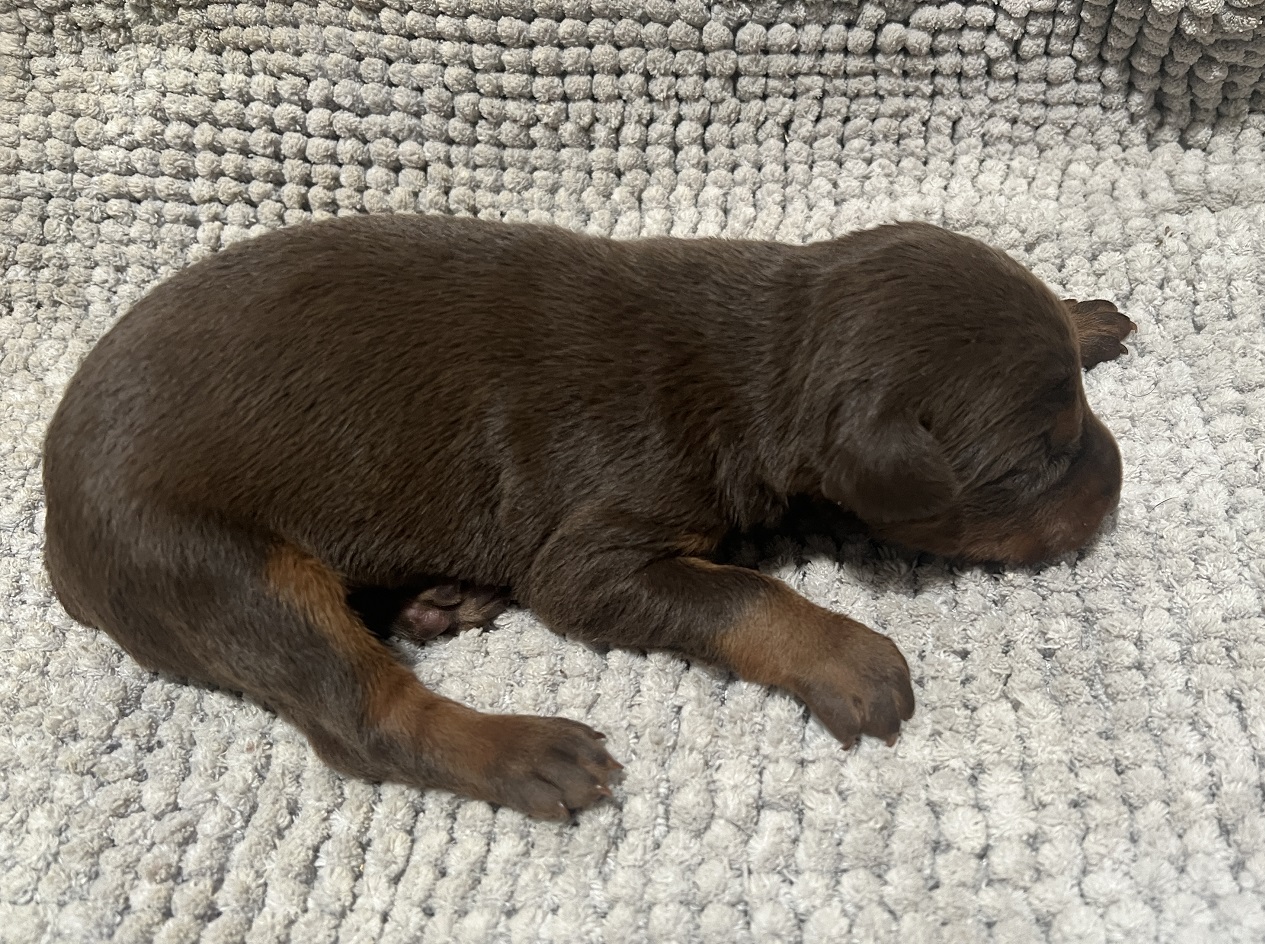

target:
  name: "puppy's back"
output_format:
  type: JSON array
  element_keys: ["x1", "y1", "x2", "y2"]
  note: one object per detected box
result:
[{"x1": 43, "y1": 214, "x2": 797, "y2": 608}]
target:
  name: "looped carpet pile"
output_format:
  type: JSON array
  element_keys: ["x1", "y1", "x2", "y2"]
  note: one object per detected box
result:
[{"x1": 1, "y1": 1, "x2": 1264, "y2": 942}]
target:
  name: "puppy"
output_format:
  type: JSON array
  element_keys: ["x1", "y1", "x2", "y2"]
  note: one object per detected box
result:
[{"x1": 42, "y1": 216, "x2": 1135, "y2": 819}]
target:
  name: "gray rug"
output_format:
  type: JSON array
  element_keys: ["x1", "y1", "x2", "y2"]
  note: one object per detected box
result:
[{"x1": 3, "y1": 1, "x2": 1265, "y2": 942}]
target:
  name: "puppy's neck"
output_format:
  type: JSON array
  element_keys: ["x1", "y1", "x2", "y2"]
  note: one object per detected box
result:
[{"x1": 623, "y1": 237, "x2": 829, "y2": 527}]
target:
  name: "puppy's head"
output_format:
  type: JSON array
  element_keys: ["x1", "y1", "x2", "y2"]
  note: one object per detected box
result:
[{"x1": 812, "y1": 223, "x2": 1122, "y2": 566}]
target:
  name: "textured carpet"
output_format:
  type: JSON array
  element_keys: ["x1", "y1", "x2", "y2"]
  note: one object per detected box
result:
[{"x1": 3, "y1": 1, "x2": 1265, "y2": 942}]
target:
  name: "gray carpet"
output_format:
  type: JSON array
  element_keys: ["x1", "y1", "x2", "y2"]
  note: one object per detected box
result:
[{"x1": 3, "y1": 1, "x2": 1265, "y2": 942}]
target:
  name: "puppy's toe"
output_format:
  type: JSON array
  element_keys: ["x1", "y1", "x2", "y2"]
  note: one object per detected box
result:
[
  {"x1": 392, "y1": 598, "x2": 456, "y2": 641},
  {"x1": 454, "y1": 588, "x2": 509, "y2": 631},
  {"x1": 481, "y1": 716, "x2": 622, "y2": 820}
]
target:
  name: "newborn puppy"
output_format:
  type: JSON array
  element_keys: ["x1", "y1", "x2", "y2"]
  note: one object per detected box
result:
[{"x1": 42, "y1": 216, "x2": 1135, "y2": 819}]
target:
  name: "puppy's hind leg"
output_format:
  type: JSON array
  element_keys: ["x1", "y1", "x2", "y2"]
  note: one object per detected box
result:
[
  {"x1": 261, "y1": 547, "x2": 617, "y2": 817},
  {"x1": 67, "y1": 516, "x2": 619, "y2": 819}
]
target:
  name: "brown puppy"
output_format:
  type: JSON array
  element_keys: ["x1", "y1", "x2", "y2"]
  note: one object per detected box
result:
[{"x1": 42, "y1": 216, "x2": 1135, "y2": 819}]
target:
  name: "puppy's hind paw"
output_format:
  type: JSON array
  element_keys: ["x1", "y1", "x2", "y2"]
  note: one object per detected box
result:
[
  {"x1": 476, "y1": 716, "x2": 623, "y2": 820},
  {"x1": 391, "y1": 583, "x2": 509, "y2": 642}
]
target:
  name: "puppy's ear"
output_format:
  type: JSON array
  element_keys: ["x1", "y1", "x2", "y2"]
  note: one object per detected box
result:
[{"x1": 822, "y1": 414, "x2": 959, "y2": 524}]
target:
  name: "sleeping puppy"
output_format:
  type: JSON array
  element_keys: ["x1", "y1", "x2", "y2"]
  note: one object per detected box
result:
[{"x1": 42, "y1": 216, "x2": 1135, "y2": 819}]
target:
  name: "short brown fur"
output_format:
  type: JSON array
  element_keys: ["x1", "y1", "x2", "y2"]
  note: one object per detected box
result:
[{"x1": 42, "y1": 215, "x2": 1134, "y2": 817}]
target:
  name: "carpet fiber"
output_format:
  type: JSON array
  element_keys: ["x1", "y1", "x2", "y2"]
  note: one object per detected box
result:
[{"x1": 2, "y1": 1, "x2": 1265, "y2": 942}]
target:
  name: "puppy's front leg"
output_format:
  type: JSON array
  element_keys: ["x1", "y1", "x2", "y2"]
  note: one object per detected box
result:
[{"x1": 523, "y1": 510, "x2": 915, "y2": 747}]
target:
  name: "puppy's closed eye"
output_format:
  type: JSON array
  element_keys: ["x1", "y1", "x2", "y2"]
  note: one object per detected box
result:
[
  {"x1": 985, "y1": 456, "x2": 1052, "y2": 493},
  {"x1": 987, "y1": 428, "x2": 1077, "y2": 496}
]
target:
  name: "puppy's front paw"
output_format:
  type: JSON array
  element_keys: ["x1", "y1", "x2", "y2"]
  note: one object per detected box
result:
[
  {"x1": 476, "y1": 715, "x2": 623, "y2": 820},
  {"x1": 1064, "y1": 298, "x2": 1137, "y2": 369},
  {"x1": 795, "y1": 622, "x2": 915, "y2": 749}
]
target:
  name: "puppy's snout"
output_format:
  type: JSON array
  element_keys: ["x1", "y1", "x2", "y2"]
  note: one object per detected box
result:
[
  {"x1": 958, "y1": 411, "x2": 1123, "y2": 567},
  {"x1": 1085, "y1": 413, "x2": 1123, "y2": 513},
  {"x1": 1040, "y1": 413, "x2": 1122, "y2": 559}
]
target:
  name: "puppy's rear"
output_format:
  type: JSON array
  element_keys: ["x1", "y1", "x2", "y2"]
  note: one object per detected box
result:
[{"x1": 43, "y1": 216, "x2": 637, "y2": 818}]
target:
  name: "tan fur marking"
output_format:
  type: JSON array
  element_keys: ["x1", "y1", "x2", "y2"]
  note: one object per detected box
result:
[
  {"x1": 263, "y1": 544, "x2": 431, "y2": 728},
  {"x1": 710, "y1": 575, "x2": 845, "y2": 689},
  {"x1": 263, "y1": 545, "x2": 359, "y2": 651},
  {"x1": 365, "y1": 662, "x2": 452, "y2": 735},
  {"x1": 674, "y1": 532, "x2": 722, "y2": 557}
]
